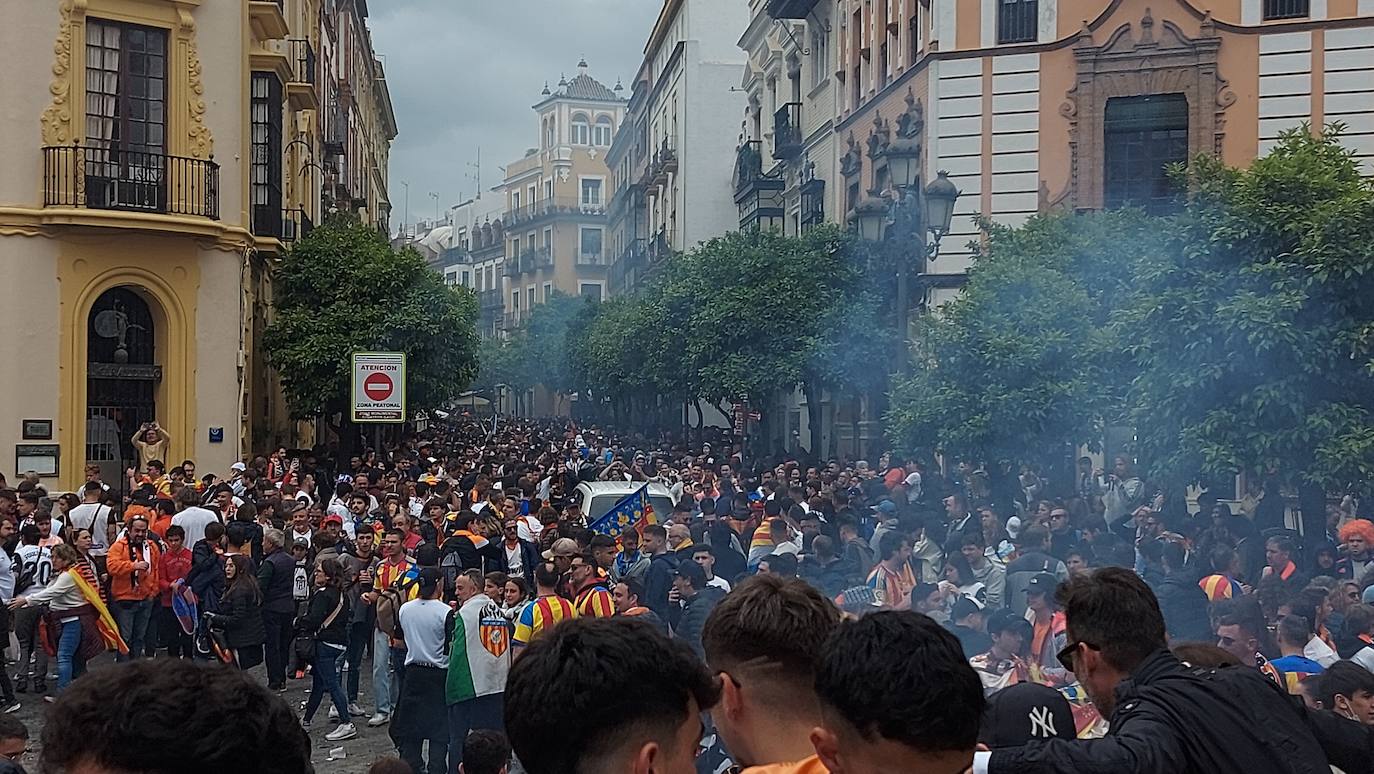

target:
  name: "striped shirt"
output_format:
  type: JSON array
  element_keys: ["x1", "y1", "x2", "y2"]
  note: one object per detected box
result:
[
  {"x1": 513, "y1": 593, "x2": 577, "y2": 646},
  {"x1": 574, "y1": 581, "x2": 615, "y2": 619}
]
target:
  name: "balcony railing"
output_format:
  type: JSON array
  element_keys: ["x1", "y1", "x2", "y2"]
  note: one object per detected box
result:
[
  {"x1": 648, "y1": 229, "x2": 673, "y2": 263},
  {"x1": 773, "y1": 103, "x2": 803, "y2": 160},
  {"x1": 577, "y1": 250, "x2": 607, "y2": 266},
  {"x1": 503, "y1": 195, "x2": 606, "y2": 226},
  {"x1": 282, "y1": 208, "x2": 313, "y2": 243},
  {"x1": 288, "y1": 39, "x2": 316, "y2": 85},
  {"x1": 43, "y1": 143, "x2": 219, "y2": 219}
]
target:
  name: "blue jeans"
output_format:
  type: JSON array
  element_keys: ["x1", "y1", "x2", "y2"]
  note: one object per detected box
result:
[
  {"x1": 304, "y1": 642, "x2": 350, "y2": 723},
  {"x1": 372, "y1": 628, "x2": 394, "y2": 714},
  {"x1": 345, "y1": 621, "x2": 370, "y2": 701},
  {"x1": 447, "y1": 693, "x2": 504, "y2": 772},
  {"x1": 112, "y1": 599, "x2": 152, "y2": 663},
  {"x1": 56, "y1": 619, "x2": 84, "y2": 691}
]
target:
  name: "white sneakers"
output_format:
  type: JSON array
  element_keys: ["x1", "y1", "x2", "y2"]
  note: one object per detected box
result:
[
  {"x1": 366, "y1": 712, "x2": 389, "y2": 727},
  {"x1": 331, "y1": 702, "x2": 367, "y2": 719},
  {"x1": 325, "y1": 722, "x2": 357, "y2": 741}
]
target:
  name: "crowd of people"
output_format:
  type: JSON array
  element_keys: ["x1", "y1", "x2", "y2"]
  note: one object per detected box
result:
[{"x1": 3, "y1": 415, "x2": 1374, "y2": 772}]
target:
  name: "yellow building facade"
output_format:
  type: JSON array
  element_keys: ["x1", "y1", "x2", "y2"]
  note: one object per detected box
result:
[{"x1": 0, "y1": 0, "x2": 393, "y2": 490}]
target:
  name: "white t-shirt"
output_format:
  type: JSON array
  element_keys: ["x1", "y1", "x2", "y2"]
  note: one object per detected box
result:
[
  {"x1": 67, "y1": 502, "x2": 112, "y2": 554},
  {"x1": 504, "y1": 542, "x2": 524, "y2": 578},
  {"x1": 0, "y1": 549, "x2": 14, "y2": 603},
  {"x1": 706, "y1": 575, "x2": 731, "y2": 593},
  {"x1": 15, "y1": 544, "x2": 53, "y2": 591},
  {"x1": 398, "y1": 598, "x2": 450, "y2": 667},
  {"x1": 171, "y1": 506, "x2": 221, "y2": 547}
]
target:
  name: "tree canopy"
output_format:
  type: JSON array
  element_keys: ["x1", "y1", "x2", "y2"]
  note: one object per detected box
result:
[{"x1": 263, "y1": 215, "x2": 481, "y2": 432}]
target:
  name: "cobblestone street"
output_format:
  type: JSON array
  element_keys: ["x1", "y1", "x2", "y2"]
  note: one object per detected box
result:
[{"x1": 8, "y1": 655, "x2": 408, "y2": 773}]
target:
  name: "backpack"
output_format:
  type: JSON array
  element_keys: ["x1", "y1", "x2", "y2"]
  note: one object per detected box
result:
[
  {"x1": 375, "y1": 574, "x2": 419, "y2": 638},
  {"x1": 12, "y1": 553, "x2": 34, "y2": 596}
]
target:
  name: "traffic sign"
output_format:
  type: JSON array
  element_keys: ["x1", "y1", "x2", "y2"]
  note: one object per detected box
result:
[{"x1": 352, "y1": 352, "x2": 406, "y2": 423}]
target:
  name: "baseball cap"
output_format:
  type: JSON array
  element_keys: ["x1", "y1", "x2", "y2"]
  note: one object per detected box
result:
[
  {"x1": 871, "y1": 499, "x2": 897, "y2": 515},
  {"x1": 230, "y1": 461, "x2": 247, "y2": 472},
  {"x1": 322, "y1": 513, "x2": 343, "y2": 526},
  {"x1": 291, "y1": 538, "x2": 310, "y2": 550},
  {"x1": 979, "y1": 682, "x2": 1076, "y2": 747},
  {"x1": 542, "y1": 537, "x2": 579, "y2": 560},
  {"x1": 1026, "y1": 573, "x2": 1059, "y2": 596},
  {"x1": 1005, "y1": 515, "x2": 1022, "y2": 540}
]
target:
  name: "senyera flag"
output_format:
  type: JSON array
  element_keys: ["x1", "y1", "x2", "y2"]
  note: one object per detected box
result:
[{"x1": 588, "y1": 484, "x2": 658, "y2": 540}]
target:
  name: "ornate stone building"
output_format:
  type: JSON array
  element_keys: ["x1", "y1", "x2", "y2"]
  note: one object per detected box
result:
[{"x1": 0, "y1": 0, "x2": 394, "y2": 486}]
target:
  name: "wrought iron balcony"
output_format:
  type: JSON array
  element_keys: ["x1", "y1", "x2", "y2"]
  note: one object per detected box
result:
[
  {"x1": 43, "y1": 143, "x2": 219, "y2": 219},
  {"x1": 577, "y1": 250, "x2": 607, "y2": 266},
  {"x1": 648, "y1": 229, "x2": 673, "y2": 263},
  {"x1": 773, "y1": 102, "x2": 803, "y2": 160}
]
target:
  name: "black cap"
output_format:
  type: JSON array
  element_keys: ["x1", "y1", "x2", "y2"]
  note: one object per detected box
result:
[
  {"x1": 979, "y1": 682, "x2": 1076, "y2": 747},
  {"x1": 1026, "y1": 572, "x2": 1059, "y2": 595}
]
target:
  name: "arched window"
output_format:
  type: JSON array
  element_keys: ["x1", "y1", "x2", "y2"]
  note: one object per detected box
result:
[
  {"x1": 593, "y1": 115, "x2": 614, "y2": 146},
  {"x1": 571, "y1": 113, "x2": 590, "y2": 145}
]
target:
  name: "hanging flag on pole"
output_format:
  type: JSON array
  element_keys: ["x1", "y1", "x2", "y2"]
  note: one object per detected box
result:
[{"x1": 587, "y1": 484, "x2": 658, "y2": 540}]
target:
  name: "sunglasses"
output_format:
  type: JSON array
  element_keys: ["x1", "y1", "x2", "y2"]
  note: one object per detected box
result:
[{"x1": 1056, "y1": 640, "x2": 1098, "y2": 673}]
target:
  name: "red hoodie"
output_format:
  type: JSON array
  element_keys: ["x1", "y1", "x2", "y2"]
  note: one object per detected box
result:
[{"x1": 158, "y1": 545, "x2": 193, "y2": 607}]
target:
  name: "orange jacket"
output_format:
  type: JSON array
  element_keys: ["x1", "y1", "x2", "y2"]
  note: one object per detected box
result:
[{"x1": 106, "y1": 536, "x2": 162, "y2": 602}]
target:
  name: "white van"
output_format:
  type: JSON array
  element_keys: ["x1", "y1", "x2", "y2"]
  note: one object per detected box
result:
[{"x1": 575, "y1": 481, "x2": 677, "y2": 524}]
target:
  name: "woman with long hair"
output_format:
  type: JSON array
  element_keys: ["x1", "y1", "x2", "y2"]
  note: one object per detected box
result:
[
  {"x1": 211, "y1": 554, "x2": 265, "y2": 670},
  {"x1": 68, "y1": 528, "x2": 107, "y2": 603},
  {"x1": 501, "y1": 576, "x2": 530, "y2": 621},
  {"x1": 298, "y1": 557, "x2": 355, "y2": 741},
  {"x1": 9, "y1": 543, "x2": 126, "y2": 696}
]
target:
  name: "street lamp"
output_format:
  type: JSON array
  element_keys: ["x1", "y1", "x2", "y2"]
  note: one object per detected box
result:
[
  {"x1": 923, "y1": 170, "x2": 960, "y2": 244},
  {"x1": 846, "y1": 89, "x2": 962, "y2": 375}
]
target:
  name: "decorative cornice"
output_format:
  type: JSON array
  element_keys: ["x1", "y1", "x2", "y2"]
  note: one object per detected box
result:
[{"x1": 0, "y1": 207, "x2": 252, "y2": 253}]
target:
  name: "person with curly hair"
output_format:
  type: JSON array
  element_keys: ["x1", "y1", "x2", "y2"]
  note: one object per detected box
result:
[{"x1": 1337, "y1": 520, "x2": 1374, "y2": 583}]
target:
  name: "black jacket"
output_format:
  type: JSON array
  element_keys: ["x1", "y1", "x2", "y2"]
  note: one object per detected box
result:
[
  {"x1": 215, "y1": 584, "x2": 265, "y2": 649},
  {"x1": 186, "y1": 541, "x2": 225, "y2": 614},
  {"x1": 988, "y1": 649, "x2": 1338, "y2": 773},
  {"x1": 643, "y1": 551, "x2": 679, "y2": 621},
  {"x1": 297, "y1": 585, "x2": 350, "y2": 646},
  {"x1": 257, "y1": 548, "x2": 296, "y2": 615},
  {"x1": 668, "y1": 585, "x2": 725, "y2": 661},
  {"x1": 1155, "y1": 573, "x2": 1212, "y2": 643},
  {"x1": 799, "y1": 555, "x2": 848, "y2": 599}
]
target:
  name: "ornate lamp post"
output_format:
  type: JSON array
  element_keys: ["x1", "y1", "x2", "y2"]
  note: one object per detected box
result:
[{"x1": 847, "y1": 90, "x2": 961, "y2": 372}]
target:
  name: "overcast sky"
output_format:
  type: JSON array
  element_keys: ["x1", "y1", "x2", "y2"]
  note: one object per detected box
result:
[{"x1": 369, "y1": 0, "x2": 662, "y2": 230}]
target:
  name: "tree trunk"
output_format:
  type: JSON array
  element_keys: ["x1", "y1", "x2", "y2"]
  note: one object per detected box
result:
[{"x1": 803, "y1": 381, "x2": 823, "y2": 460}]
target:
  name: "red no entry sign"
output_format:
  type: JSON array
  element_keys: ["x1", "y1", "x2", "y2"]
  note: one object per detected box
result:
[
  {"x1": 364, "y1": 372, "x2": 394, "y2": 401},
  {"x1": 352, "y1": 352, "x2": 406, "y2": 423}
]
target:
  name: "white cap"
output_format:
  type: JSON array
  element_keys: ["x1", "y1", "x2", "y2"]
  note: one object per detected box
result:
[{"x1": 230, "y1": 462, "x2": 247, "y2": 472}]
